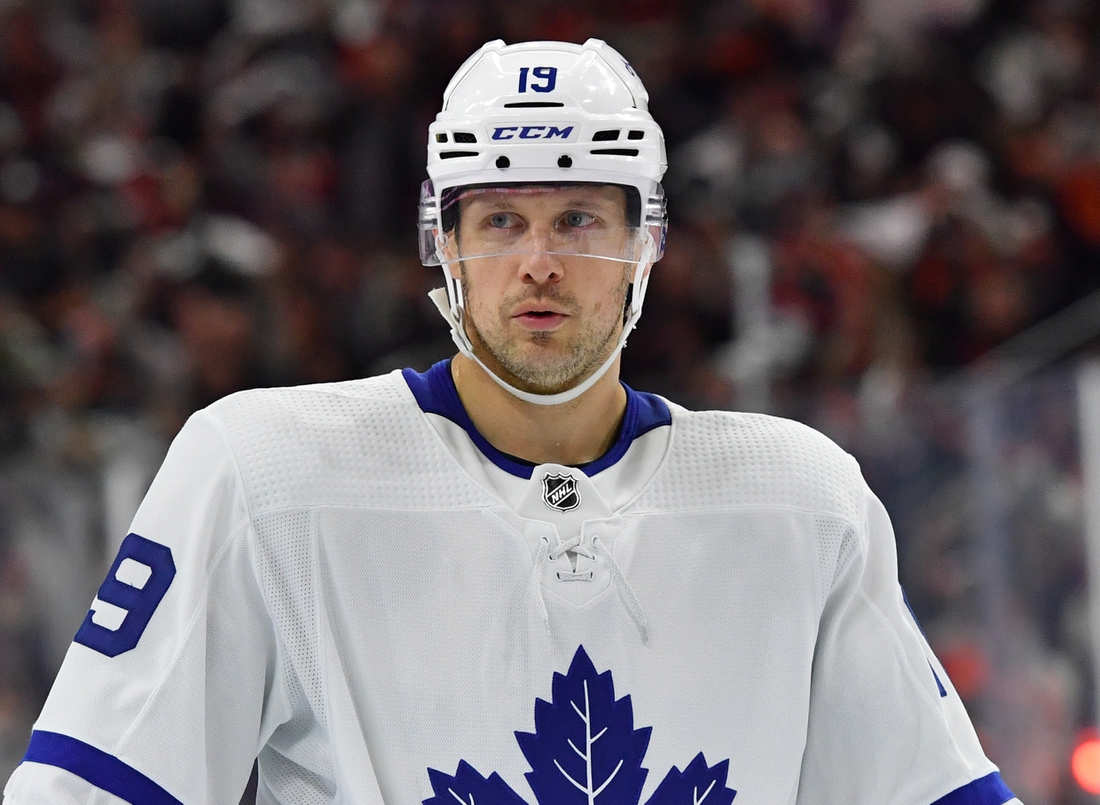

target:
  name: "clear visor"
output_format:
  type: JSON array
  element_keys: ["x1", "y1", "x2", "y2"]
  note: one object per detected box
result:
[
  {"x1": 425, "y1": 223, "x2": 650, "y2": 267},
  {"x1": 419, "y1": 181, "x2": 666, "y2": 267}
]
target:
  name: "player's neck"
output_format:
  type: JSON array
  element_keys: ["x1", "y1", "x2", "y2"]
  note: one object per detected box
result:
[{"x1": 450, "y1": 353, "x2": 627, "y2": 468}]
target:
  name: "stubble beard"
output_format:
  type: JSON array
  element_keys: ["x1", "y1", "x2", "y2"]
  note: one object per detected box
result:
[{"x1": 461, "y1": 264, "x2": 630, "y2": 395}]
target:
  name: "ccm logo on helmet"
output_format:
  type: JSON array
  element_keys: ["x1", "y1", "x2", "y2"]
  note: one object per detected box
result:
[{"x1": 490, "y1": 124, "x2": 576, "y2": 141}]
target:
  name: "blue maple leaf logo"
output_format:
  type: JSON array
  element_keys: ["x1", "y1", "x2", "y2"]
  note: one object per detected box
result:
[{"x1": 424, "y1": 646, "x2": 736, "y2": 805}]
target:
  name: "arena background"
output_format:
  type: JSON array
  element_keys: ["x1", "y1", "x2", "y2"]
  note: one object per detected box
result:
[{"x1": 2, "y1": 0, "x2": 1100, "y2": 801}]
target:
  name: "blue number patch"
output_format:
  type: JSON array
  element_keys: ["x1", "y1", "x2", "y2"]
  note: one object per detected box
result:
[
  {"x1": 75, "y1": 533, "x2": 176, "y2": 657},
  {"x1": 518, "y1": 66, "x2": 557, "y2": 94}
]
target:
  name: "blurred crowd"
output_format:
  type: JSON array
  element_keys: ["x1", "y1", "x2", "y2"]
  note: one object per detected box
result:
[{"x1": 1, "y1": 0, "x2": 1100, "y2": 801}]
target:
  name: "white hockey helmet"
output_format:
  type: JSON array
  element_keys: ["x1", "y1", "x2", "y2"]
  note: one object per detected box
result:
[{"x1": 420, "y1": 38, "x2": 668, "y2": 406}]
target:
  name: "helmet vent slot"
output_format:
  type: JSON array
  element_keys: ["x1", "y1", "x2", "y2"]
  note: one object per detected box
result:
[
  {"x1": 453, "y1": 132, "x2": 477, "y2": 143},
  {"x1": 627, "y1": 130, "x2": 645, "y2": 140},
  {"x1": 439, "y1": 151, "x2": 479, "y2": 159},
  {"x1": 435, "y1": 133, "x2": 449, "y2": 143},
  {"x1": 503, "y1": 101, "x2": 565, "y2": 108},
  {"x1": 590, "y1": 148, "x2": 639, "y2": 156},
  {"x1": 592, "y1": 130, "x2": 620, "y2": 141}
]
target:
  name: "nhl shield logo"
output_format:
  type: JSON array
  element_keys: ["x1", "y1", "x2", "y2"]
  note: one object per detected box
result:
[{"x1": 542, "y1": 473, "x2": 581, "y2": 512}]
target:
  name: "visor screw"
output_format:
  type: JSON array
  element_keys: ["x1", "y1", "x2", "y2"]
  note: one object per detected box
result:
[
  {"x1": 495, "y1": 155, "x2": 510, "y2": 169},
  {"x1": 557, "y1": 154, "x2": 573, "y2": 168}
]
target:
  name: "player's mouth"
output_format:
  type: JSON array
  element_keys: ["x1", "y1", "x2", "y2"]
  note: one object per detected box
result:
[{"x1": 512, "y1": 306, "x2": 568, "y2": 330}]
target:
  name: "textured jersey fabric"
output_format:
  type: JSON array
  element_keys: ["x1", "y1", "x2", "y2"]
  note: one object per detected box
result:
[{"x1": 4, "y1": 362, "x2": 1020, "y2": 805}]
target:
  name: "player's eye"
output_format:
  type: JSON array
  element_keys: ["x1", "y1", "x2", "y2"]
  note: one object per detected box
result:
[
  {"x1": 488, "y1": 212, "x2": 518, "y2": 229},
  {"x1": 561, "y1": 211, "x2": 597, "y2": 228}
]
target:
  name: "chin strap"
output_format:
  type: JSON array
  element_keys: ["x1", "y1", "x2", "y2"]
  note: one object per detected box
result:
[{"x1": 428, "y1": 236, "x2": 655, "y2": 407}]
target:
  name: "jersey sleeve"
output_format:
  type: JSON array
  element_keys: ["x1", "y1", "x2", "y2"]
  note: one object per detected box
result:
[
  {"x1": 796, "y1": 482, "x2": 1022, "y2": 805},
  {"x1": 4, "y1": 410, "x2": 289, "y2": 805}
]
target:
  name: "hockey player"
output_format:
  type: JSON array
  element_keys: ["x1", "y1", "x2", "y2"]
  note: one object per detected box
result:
[{"x1": 5, "y1": 39, "x2": 1021, "y2": 805}]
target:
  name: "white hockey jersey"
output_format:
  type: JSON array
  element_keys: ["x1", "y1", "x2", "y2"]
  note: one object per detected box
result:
[{"x1": 4, "y1": 360, "x2": 1020, "y2": 805}]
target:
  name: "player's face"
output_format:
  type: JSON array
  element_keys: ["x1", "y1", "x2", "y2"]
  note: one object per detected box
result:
[{"x1": 451, "y1": 184, "x2": 633, "y2": 395}]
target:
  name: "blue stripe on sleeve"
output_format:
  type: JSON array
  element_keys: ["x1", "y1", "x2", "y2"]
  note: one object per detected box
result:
[
  {"x1": 931, "y1": 772, "x2": 1016, "y2": 805},
  {"x1": 22, "y1": 730, "x2": 183, "y2": 805}
]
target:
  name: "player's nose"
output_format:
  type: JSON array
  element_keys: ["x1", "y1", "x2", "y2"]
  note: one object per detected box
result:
[
  {"x1": 518, "y1": 251, "x2": 563, "y2": 285},
  {"x1": 516, "y1": 229, "x2": 564, "y2": 284}
]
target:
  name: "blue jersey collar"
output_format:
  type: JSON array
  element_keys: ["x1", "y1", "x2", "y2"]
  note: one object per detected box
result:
[{"x1": 403, "y1": 360, "x2": 670, "y2": 480}]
